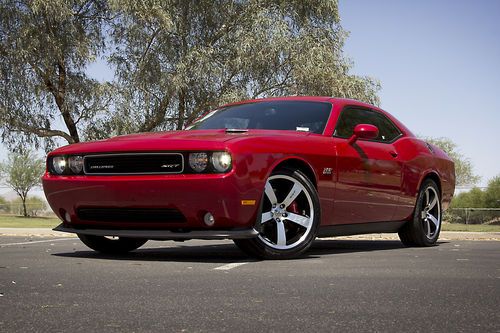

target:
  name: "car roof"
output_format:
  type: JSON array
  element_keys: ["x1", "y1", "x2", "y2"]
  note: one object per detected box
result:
[
  {"x1": 218, "y1": 96, "x2": 415, "y2": 137},
  {"x1": 220, "y1": 96, "x2": 376, "y2": 109}
]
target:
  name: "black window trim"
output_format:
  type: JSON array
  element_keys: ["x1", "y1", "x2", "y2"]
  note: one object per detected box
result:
[{"x1": 333, "y1": 106, "x2": 404, "y2": 144}]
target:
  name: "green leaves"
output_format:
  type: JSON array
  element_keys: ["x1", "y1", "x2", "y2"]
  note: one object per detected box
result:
[
  {"x1": 423, "y1": 137, "x2": 480, "y2": 187},
  {"x1": 0, "y1": 0, "x2": 110, "y2": 148},
  {"x1": 107, "y1": 0, "x2": 380, "y2": 134},
  {"x1": 0, "y1": 151, "x2": 44, "y2": 216},
  {"x1": 451, "y1": 175, "x2": 500, "y2": 209},
  {"x1": 1, "y1": 0, "x2": 380, "y2": 148}
]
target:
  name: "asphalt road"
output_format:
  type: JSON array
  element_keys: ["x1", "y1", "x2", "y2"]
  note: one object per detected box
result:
[{"x1": 0, "y1": 237, "x2": 499, "y2": 332}]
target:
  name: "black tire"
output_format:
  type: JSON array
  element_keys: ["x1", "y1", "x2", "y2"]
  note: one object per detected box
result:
[
  {"x1": 77, "y1": 234, "x2": 147, "y2": 254},
  {"x1": 234, "y1": 168, "x2": 320, "y2": 259},
  {"x1": 398, "y1": 179, "x2": 442, "y2": 247}
]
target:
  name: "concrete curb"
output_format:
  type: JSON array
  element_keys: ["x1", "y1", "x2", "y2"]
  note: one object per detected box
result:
[{"x1": 0, "y1": 228, "x2": 499, "y2": 241}]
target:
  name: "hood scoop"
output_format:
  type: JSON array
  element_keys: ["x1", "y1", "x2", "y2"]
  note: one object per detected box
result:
[{"x1": 225, "y1": 128, "x2": 248, "y2": 134}]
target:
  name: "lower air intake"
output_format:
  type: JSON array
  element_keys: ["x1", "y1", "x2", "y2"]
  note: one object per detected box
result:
[{"x1": 77, "y1": 208, "x2": 186, "y2": 223}]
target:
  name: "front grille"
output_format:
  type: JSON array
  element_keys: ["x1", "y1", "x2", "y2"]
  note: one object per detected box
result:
[
  {"x1": 77, "y1": 208, "x2": 186, "y2": 223},
  {"x1": 84, "y1": 153, "x2": 184, "y2": 175}
]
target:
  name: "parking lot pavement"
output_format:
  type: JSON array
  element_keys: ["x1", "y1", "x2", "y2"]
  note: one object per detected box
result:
[{"x1": 1, "y1": 237, "x2": 499, "y2": 332}]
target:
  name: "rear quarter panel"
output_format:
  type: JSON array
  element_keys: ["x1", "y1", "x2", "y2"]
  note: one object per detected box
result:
[{"x1": 393, "y1": 137, "x2": 455, "y2": 220}]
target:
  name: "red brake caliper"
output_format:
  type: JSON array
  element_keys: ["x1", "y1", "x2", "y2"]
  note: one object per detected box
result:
[{"x1": 288, "y1": 201, "x2": 299, "y2": 214}]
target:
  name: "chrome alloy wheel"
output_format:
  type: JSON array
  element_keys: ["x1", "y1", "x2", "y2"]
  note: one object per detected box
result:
[
  {"x1": 420, "y1": 186, "x2": 441, "y2": 239},
  {"x1": 258, "y1": 174, "x2": 315, "y2": 250}
]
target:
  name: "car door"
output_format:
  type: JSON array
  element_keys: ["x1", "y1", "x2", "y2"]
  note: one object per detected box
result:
[{"x1": 332, "y1": 107, "x2": 403, "y2": 224}]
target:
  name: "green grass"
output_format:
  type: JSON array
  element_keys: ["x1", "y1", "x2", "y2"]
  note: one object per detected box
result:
[
  {"x1": 441, "y1": 223, "x2": 500, "y2": 232},
  {"x1": 0, "y1": 215, "x2": 60, "y2": 228}
]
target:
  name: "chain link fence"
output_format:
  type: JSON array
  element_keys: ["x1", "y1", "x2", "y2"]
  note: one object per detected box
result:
[{"x1": 444, "y1": 208, "x2": 500, "y2": 225}]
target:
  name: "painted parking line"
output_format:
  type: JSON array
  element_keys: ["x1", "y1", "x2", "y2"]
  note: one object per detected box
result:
[
  {"x1": 0, "y1": 238, "x2": 75, "y2": 247},
  {"x1": 213, "y1": 262, "x2": 250, "y2": 270}
]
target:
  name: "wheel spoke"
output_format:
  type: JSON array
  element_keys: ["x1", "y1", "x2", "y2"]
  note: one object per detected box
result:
[
  {"x1": 427, "y1": 194, "x2": 438, "y2": 211},
  {"x1": 286, "y1": 213, "x2": 311, "y2": 228},
  {"x1": 265, "y1": 181, "x2": 278, "y2": 205},
  {"x1": 261, "y1": 211, "x2": 273, "y2": 224},
  {"x1": 276, "y1": 221, "x2": 286, "y2": 246},
  {"x1": 425, "y1": 189, "x2": 430, "y2": 206},
  {"x1": 258, "y1": 173, "x2": 316, "y2": 251},
  {"x1": 427, "y1": 214, "x2": 439, "y2": 229},
  {"x1": 281, "y1": 183, "x2": 302, "y2": 208},
  {"x1": 425, "y1": 219, "x2": 432, "y2": 238}
]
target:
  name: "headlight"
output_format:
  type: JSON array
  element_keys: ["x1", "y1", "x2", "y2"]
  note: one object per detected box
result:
[
  {"x1": 189, "y1": 152, "x2": 208, "y2": 172},
  {"x1": 211, "y1": 152, "x2": 232, "y2": 173},
  {"x1": 68, "y1": 156, "x2": 83, "y2": 174},
  {"x1": 51, "y1": 156, "x2": 67, "y2": 174}
]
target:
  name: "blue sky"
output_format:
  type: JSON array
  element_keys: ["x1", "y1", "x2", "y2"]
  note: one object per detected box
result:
[
  {"x1": 1, "y1": 0, "x2": 499, "y2": 197},
  {"x1": 339, "y1": 0, "x2": 500, "y2": 187}
]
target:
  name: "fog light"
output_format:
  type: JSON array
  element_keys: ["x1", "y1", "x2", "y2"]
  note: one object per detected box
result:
[
  {"x1": 203, "y1": 212, "x2": 215, "y2": 226},
  {"x1": 64, "y1": 212, "x2": 71, "y2": 223}
]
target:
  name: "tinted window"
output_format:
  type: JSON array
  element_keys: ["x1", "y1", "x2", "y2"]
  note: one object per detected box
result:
[
  {"x1": 334, "y1": 108, "x2": 402, "y2": 143},
  {"x1": 188, "y1": 101, "x2": 332, "y2": 134}
]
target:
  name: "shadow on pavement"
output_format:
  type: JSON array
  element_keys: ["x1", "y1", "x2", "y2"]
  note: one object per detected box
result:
[
  {"x1": 309, "y1": 239, "x2": 404, "y2": 255},
  {"x1": 52, "y1": 239, "x2": 422, "y2": 263},
  {"x1": 53, "y1": 242, "x2": 248, "y2": 263}
]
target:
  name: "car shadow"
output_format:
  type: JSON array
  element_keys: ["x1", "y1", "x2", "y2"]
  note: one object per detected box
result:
[
  {"x1": 51, "y1": 239, "x2": 435, "y2": 263},
  {"x1": 53, "y1": 242, "x2": 249, "y2": 264}
]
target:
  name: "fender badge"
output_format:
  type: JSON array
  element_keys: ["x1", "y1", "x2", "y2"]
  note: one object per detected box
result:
[
  {"x1": 323, "y1": 167, "x2": 333, "y2": 175},
  {"x1": 241, "y1": 200, "x2": 256, "y2": 206}
]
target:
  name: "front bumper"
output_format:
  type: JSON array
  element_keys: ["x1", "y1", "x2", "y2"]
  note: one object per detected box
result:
[
  {"x1": 43, "y1": 171, "x2": 263, "y2": 230},
  {"x1": 54, "y1": 223, "x2": 259, "y2": 240}
]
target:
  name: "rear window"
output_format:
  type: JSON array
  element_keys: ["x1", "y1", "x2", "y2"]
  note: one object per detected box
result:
[{"x1": 188, "y1": 101, "x2": 332, "y2": 134}]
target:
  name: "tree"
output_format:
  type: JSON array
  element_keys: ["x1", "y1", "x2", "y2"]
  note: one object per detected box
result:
[
  {"x1": 0, "y1": 195, "x2": 7, "y2": 213},
  {"x1": 450, "y1": 175, "x2": 499, "y2": 209},
  {"x1": 0, "y1": 151, "x2": 45, "y2": 217},
  {"x1": 92, "y1": 0, "x2": 380, "y2": 137},
  {"x1": 1, "y1": 0, "x2": 380, "y2": 144},
  {"x1": 483, "y1": 175, "x2": 500, "y2": 208},
  {"x1": 423, "y1": 137, "x2": 480, "y2": 187},
  {"x1": 450, "y1": 188, "x2": 484, "y2": 208},
  {"x1": 10, "y1": 196, "x2": 47, "y2": 217},
  {"x1": 0, "y1": 0, "x2": 111, "y2": 150}
]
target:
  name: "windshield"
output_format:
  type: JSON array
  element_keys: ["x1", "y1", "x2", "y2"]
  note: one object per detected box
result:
[{"x1": 188, "y1": 101, "x2": 332, "y2": 134}]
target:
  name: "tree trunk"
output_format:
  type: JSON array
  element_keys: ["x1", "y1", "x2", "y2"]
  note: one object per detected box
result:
[
  {"x1": 21, "y1": 197, "x2": 27, "y2": 217},
  {"x1": 56, "y1": 62, "x2": 80, "y2": 143},
  {"x1": 177, "y1": 89, "x2": 186, "y2": 130}
]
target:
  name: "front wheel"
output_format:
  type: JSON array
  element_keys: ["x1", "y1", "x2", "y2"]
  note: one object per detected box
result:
[
  {"x1": 78, "y1": 234, "x2": 147, "y2": 254},
  {"x1": 398, "y1": 179, "x2": 442, "y2": 247},
  {"x1": 234, "y1": 169, "x2": 320, "y2": 259}
]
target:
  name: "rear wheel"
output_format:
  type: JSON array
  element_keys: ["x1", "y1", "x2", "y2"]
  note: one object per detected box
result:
[
  {"x1": 77, "y1": 234, "x2": 147, "y2": 254},
  {"x1": 398, "y1": 179, "x2": 441, "y2": 246},
  {"x1": 234, "y1": 169, "x2": 320, "y2": 259}
]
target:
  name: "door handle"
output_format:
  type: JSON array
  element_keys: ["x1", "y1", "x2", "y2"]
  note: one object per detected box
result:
[{"x1": 389, "y1": 151, "x2": 398, "y2": 158}]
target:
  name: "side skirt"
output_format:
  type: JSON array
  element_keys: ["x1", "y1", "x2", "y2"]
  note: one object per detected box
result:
[{"x1": 317, "y1": 220, "x2": 407, "y2": 238}]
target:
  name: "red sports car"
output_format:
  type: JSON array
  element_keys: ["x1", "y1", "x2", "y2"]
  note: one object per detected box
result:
[{"x1": 43, "y1": 97, "x2": 455, "y2": 259}]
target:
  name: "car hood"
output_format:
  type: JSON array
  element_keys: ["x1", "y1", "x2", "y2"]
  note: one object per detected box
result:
[{"x1": 48, "y1": 129, "x2": 315, "y2": 155}]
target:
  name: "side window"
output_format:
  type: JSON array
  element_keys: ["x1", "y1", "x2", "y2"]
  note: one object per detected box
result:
[
  {"x1": 334, "y1": 108, "x2": 402, "y2": 143},
  {"x1": 372, "y1": 112, "x2": 402, "y2": 142}
]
